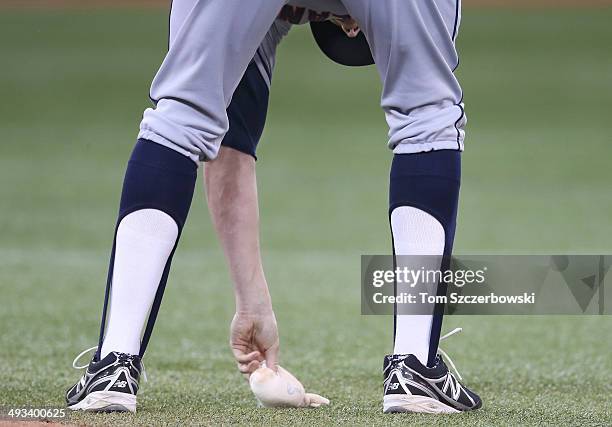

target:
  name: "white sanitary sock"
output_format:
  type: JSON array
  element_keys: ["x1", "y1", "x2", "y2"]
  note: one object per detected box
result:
[
  {"x1": 391, "y1": 206, "x2": 445, "y2": 365},
  {"x1": 100, "y1": 209, "x2": 178, "y2": 358}
]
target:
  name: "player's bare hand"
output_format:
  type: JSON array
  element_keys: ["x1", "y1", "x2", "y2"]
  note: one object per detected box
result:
[
  {"x1": 230, "y1": 310, "x2": 280, "y2": 379},
  {"x1": 331, "y1": 16, "x2": 361, "y2": 38}
]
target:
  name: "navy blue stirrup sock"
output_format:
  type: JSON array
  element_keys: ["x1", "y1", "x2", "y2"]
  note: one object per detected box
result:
[
  {"x1": 389, "y1": 150, "x2": 461, "y2": 367},
  {"x1": 97, "y1": 139, "x2": 197, "y2": 359}
]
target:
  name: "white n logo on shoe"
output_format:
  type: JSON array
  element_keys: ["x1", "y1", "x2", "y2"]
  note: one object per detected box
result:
[
  {"x1": 442, "y1": 374, "x2": 462, "y2": 400},
  {"x1": 114, "y1": 380, "x2": 128, "y2": 388}
]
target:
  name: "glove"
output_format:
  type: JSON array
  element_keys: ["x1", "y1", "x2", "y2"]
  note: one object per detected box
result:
[{"x1": 249, "y1": 365, "x2": 330, "y2": 408}]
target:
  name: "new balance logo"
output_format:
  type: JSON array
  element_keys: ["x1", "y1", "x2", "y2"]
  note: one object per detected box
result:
[
  {"x1": 442, "y1": 375, "x2": 462, "y2": 400},
  {"x1": 388, "y1": 383, "x2": 400, "y2": 390},
  {"x1": 114, "y1": 380, "x2": 128, "y2": 388}
]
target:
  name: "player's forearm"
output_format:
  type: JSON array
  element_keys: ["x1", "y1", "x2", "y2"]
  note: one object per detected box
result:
[{"x1": 204, "y1": 147, "x2": 272, "y2": 313}]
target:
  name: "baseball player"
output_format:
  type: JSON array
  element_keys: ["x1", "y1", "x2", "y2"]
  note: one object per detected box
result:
[
  {"x1": 66, "y1": 0, "x2": 482, "y2": 415},
  {"x1": 205, "y1": 3, "x2": 481, "y2": 415}
]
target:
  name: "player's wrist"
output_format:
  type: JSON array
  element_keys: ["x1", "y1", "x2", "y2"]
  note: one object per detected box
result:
[
  {"x1": 233, "y1": 273, "x2": 273, "y2": 312},
  {"x1": 235, "y1": 300, "x2": 274, "y2": 316},
  {"x1": 235, "y1": 290, "x2": 273, "y2": 315}
]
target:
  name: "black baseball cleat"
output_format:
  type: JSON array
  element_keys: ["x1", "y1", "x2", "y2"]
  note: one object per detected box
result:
[
  {"x1": 383, "y1": 353, "x2": 482, "y2": 414},
  {"x1": 66, "y1": 347, "x2": 143, "y2": 413}
]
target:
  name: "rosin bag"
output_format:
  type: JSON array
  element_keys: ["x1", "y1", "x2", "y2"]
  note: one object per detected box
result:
[{"x1": 249, "y1": 365, "x2": 330, "y2": 408}]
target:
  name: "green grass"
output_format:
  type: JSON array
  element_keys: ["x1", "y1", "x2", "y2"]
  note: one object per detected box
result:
[{"x1": 1, "y1": 7, "x2": 611, "y2": 426}]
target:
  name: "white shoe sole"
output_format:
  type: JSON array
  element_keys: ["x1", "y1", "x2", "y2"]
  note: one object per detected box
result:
[
  {"x1": 68, "y1": 391, "x2": 137, "y2": 413},
  {"x1": 383, "y1": 395, "x2": 460, "y2": 414}
]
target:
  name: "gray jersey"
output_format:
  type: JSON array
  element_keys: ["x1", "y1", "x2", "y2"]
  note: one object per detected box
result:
[
  {"x1": 140, "y1": 0, "x2": 465, "y2": 162},
  {"x1": 252, "y1": 21, "x2": 291, "y2": 89}
]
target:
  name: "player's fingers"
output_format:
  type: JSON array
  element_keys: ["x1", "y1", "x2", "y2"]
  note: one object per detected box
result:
[
  {"x1": 264, "y1": 344, "x2": 279, "y2": 373},
  {"x1": 233, "y1": 350, "x2": 261, "y2": 364},
  {"x1": 237, "y1": 359, "x2": 261, "y2": 375}
]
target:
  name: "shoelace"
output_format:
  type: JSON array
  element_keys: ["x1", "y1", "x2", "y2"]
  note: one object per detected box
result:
[
  {"x1": 72, "y1": 346, "x2": 147, "y2": 382},
  {"x1": 438, "y1": 327, "x2": 463, "y2": 380}
]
